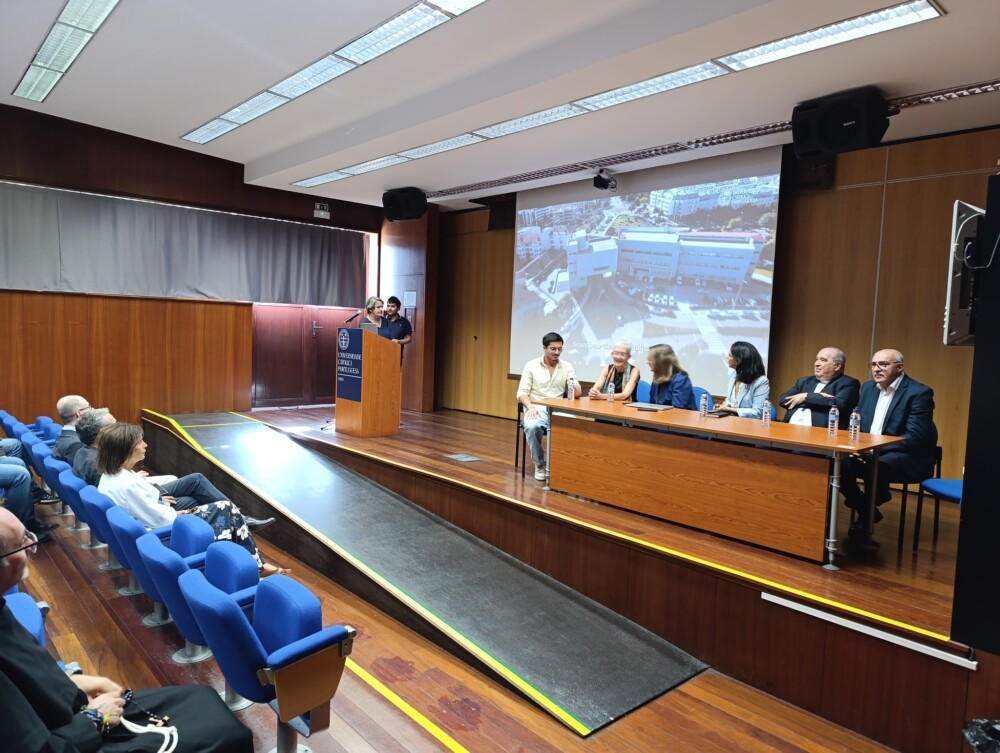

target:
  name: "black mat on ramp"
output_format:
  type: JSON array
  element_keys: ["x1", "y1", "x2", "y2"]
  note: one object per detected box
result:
[{"x1": 167, "y1": 412, "x2": 707, "y2": 735}]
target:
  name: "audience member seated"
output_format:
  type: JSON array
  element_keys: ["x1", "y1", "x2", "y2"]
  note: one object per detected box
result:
[
  {"x1": 587, "y1": 341, "x2": 640, "y2": 402},
  {"x1": 52, "y1": 395, "x2": 92, "y2": 464},
  {"x1": 96, "y1": 423, "x2": 283, "y2": 574},
  {"x1": 778, "y1": 346, "x2": 860, "y2": 428},
  {"x1": 645, "y1": 344, "x2": 697, "y2": 410},
  {"x1": 1, "y1": 435, "x2": 56, "y2": 506},
  {"x1": 716, "y1": 341, "x2": 770, "y2": 418},
  {"x1": 0, "y1": 507, "x2": 255, "y2": 752},
  {"x1": 516, "y1": 331, "x2": 581, "y2": 481},
  {"x1": 840, "y1": 349, "x2": 937, "y2": 538},
  {"x1": 0, "y1": 449, "x2": 56, "y2": 541},
  {"x1": 72, "y1": 408, "x2": 117, "y2": 488}
]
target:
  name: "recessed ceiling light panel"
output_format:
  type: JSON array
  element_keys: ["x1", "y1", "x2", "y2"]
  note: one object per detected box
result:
[
  {"x1": 473, "y1": 104, "x2": 586, "y2": 139},
  {"x1": 398, "y1": 133, "x2": 486, "y2": 159},
  {"x1": 270, "y1": 56, "x2": 356, "y2": 99},
  {"x1": 341, "y1": 155, "x2": 411, "y2": 175},
  {"x1": 293, "y1": 172, "x2": 352, "y2": 188},
  {"x1": 220, "y1": 91, "x2": 289, "y2": 125},
  {"x1": 336, "y1": 4, "x2": 449, "y2": 64},
  {"x1": 182, "y1": 119, "x2": 241, "y2": 144},
  {"x1": 574, "y1": 62, "x2": 727, "y2": 111},
  {"x1": 59, "y1": 0, "x2": 120, "y2": 32}
]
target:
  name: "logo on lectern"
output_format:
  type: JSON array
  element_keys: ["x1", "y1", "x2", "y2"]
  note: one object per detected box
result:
[{"x1": 339, "y1": 329, "x2": 350, "y2": 350}]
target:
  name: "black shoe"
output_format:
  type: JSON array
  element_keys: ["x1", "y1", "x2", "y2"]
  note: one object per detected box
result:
[
  {"x1": 847, "y1": 508, "x2": 882, "y2": 538},
  {"x1": 28, "y1": 520, "x2": 59, "y2": 535},
  {"x1": 31, "y1": 487, "x2": 60, "y2": 505},
  {"x1": 245, "y1": 516, "x2": 275, "y2": 532}
]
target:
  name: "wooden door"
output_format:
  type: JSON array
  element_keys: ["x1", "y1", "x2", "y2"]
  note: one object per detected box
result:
[{"x1": 252, "y1": 303, "x2": 358, "y2": 408}]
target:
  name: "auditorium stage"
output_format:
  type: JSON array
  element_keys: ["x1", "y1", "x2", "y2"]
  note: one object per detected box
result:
[
  {"x1": 241, "y1": 405, "x2": 959, "y2": 643},
  {"x1": 141, "y1": 405, "x2": 977, "y2": 753}
]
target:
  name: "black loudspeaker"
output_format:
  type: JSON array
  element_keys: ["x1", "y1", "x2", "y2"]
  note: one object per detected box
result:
[
  {"x1": 791, "y1": 86, "x2": 891, "y2": 158},
  {"x1": 382, "y1": 187, "x2": 427, "y2": 222}
]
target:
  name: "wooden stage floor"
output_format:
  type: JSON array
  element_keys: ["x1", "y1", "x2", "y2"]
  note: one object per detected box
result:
[{"x1": 243, "y1": 406, "x2": 960, "y2": 644}]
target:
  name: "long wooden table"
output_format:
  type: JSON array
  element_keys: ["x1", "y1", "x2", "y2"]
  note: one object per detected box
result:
[{"x1": 534, "y1": 398, "x2": 902, "y2": 566}]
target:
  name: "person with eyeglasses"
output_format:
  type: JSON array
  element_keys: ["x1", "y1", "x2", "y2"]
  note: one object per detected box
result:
[
  {"x1": 839, "y1": 349, "x2": 938, "y2": 538},
  {"x1": 0, "y1": 507, "x2": 256, "y2": 752},
  {"x1": 51, "y1": 395, "x2": 93, "y2": 464}
]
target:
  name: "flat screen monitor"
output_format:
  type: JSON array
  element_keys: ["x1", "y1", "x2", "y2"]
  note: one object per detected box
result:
[{"x1": 944, "y1": 200, "x2": 984, "y2": 346}]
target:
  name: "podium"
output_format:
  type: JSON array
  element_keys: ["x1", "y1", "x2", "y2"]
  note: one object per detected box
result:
[{"x1": 335, "y1": 327, "x2": 401, "y2": 437}]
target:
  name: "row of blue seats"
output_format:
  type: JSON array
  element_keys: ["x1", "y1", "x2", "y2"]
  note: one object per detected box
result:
[{"x1": 2, "y1": 407, "x2": 356, "y2": 753}]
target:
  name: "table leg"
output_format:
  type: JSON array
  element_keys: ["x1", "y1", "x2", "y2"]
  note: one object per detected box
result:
[
  {"x1": 864, "y1": 449, "x2": 880, "y2": 548},
  {"x1": 544, "y1": 407, "x2": 552, "y2": 491},
  {"x1": 824, "y1": 453, "x2": 842, "y2": 570}
]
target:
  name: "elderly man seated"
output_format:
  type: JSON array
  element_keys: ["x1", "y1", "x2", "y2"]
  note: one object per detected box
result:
[{"x1": 0, "y1": 507, "x2": 255, "y2": 752}]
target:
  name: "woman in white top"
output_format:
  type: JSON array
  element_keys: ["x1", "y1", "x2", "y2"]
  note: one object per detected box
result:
[
  {"x1": 96, "y1": 423, "x2": 285, "y2": 574},
  {"x1": 716, "y1": 340, "x2": 771, "y2": 419}
]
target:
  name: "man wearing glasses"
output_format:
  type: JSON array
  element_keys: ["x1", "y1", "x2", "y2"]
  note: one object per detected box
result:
[
  {"x1": 840, "y1": 349, "x2": 937, "y2": 538},
  {"x1": 0, "y1": 507, "x2": 254, "y2": 751},
  {"x1": 51, "y1": 395, "x2": 92, "y2": 464}
]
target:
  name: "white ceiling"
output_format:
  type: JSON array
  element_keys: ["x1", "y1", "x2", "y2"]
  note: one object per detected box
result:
[{"x1": 2, "y1": 0, "x2": 998, "y2": 212}]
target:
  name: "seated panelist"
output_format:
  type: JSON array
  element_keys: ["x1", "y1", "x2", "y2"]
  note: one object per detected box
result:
[
  {"x1": 716, "y1": 341, "x2": 770, "y2": 418},
  {"x1": 778, "y1": 346, "x2": 859, "y2": 428},
  {"x1": 587, "y1": 341, "x2": 640, "y2": 401},
  {"x1": 646, "y1": 344, "x2": 696, "y2": 410}
]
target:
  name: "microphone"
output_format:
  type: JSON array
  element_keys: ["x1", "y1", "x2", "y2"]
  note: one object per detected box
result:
[{"x1": 344, "y1": 310, "x2": 362, "y2": 323}]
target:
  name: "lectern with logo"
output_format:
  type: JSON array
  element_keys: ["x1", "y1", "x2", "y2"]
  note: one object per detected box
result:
[{"x1": 335, "y1": 327, "x2": 401, "y2": 437}]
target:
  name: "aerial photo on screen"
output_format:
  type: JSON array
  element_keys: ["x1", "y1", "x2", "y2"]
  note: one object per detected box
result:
[{"x1": 511, "y1": 173, "x2": 781, "y2": 396}]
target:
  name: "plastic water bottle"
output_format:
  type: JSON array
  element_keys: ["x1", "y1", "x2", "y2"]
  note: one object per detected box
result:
[
  {"x1": 761, "y1": 399, "x2": 772, "y2": 427},
  {"x1": 605, "y1": 379, "x2": 615, "y2": 405},
  {"x1": 848, "y1": 408, "x2": 861, "y2": 444},
  {"x1": 699, "y1": 392, "x2": 710, "y2": 417},
  {"x1": 567, "y1": 377, "x2": 575, "y2": 399},
  {"x1": 827, "y1": 406, "x2": 839, "y2": 438}
]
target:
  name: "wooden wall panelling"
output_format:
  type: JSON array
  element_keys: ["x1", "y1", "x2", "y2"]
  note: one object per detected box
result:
[
  {"x1": 380, "y1": 209, "x2": 438, "y2": 412},
  {"x1": 252, "y1": 303, "x2": 311, "y2": 407},
  {"x1": 478, "y1": 226, "x2": 517, "y2": 419},
  {"x1": 876, "y1": 173, "x2": 985, "y2": 476},
  {"x1": 768, "y1": 185, "x2": 885, "y2": 414},
  {"x1": 886, "y1": 127, "x2": 1000, "y2": 181},
  {"x1": 436, "y1": 213, "x2": 485, "y2": 413},
  {"x1": 965, "y1": 649, "x2": 1000, "y2": 721},
  {"x1": 830, "y1": 146, "x2": 888, "y2": 188},
  {"x1": 819, "y1": 625, "x2": 970, "y2": 753},
  {"x1": 0, "y1": 290, "x2": 251, "y2": 423},
  {"x1": 0, "y1": 104, "x2": 382, "y2": 233}
]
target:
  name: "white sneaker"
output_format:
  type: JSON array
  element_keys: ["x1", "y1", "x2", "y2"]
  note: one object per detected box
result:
[{"x1": 534, "y1": 464, "x2": 546, "y2": 481}]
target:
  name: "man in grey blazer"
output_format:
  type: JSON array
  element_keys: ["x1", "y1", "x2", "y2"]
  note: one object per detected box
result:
[
  {"x1": 778, "y1": 347, "x2": 860, "y2": 428},
  {"x1": 840, "y1": 349, "x2": 937, "y2": 538}
]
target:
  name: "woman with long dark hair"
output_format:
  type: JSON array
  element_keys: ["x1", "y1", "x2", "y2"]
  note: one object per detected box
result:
[
  {"x1": 717, "y1": 341, "x2": 770, "y2": 418},
  {"x1": 96, "y1": 423, "x2": 286, "y2": 574}
]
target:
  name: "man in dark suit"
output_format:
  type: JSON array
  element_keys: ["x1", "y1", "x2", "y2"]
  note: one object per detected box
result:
[
  {"x1": 840, "y1": 349, "x2": 937, "y2": 537},
  {"x1": 778, "y1": 346, "x2": 860, "y2": 428},
  {"x1": 51, "y1": 394, "x2": 91, "y2": 464}
]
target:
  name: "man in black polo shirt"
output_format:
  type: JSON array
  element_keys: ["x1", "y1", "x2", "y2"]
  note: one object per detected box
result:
[{"x1": 384, "y1": 296, "x2": 412, "y2": 346}]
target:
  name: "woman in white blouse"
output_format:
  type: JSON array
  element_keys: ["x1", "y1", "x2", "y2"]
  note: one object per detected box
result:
[{"x1": 96, "y1": 422, "x2": 285, "y2": 574}]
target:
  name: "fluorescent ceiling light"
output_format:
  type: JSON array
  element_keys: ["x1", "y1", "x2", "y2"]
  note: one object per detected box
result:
[
  {"x1": 220, "y1": 91, "x2": 289, "y2": 125},
  {"x1": 398, "y1": 133, "x2": 485, "y2": 159},
  {"x1": 12, "y1": 0, "x2": 119, "y2": 102},
  {"x1": 429, "y1": 0, "x2": 487, "y2": 15},
  {"x1": 336, "y1": 4, "x2": 449, "y2": 64},
  {"x1": 574, "y1": 62, "x2": 728, "y2": 111},
  {"x1": 716, "y1": 0, "x2": 941, "y2": 71},
  {"x1": 473, "y1": 104, "x2": 587, "y2": 139},
  {"x1": 59, "y1": 0, "x2": 120, "y2": 32},
  {"x1": 182, "y1": 119, "x2": 241, "y2": 144},
  {"x1": 293, "y1": 172, "x2": 352, "y2": 188},
  {"x1": 13, "y1": 67, "x2": 63, "y2": 102},
  {"x1": 270, "y1": 56, "x2": 355, "y2": 99},
  {"x1": 34, "y1": 23, "x2": 92, "y2": 72},
  {"x1": 341, "y1": 155, "x2": 411, "y2": 175}
]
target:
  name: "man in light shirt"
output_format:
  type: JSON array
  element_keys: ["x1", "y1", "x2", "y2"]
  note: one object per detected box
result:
[
  {"x1": 517, "y1": 332, "x2": 581, "y2": 481},
  {"x1": 778, "y1": 346, "x2": 860, "y2": 428},
  {"x1": 840, "y1": 349, "x2": 937, "y2": 538}
]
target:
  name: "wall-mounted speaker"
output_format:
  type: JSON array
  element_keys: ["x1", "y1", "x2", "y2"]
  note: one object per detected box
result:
[
  {"x1": 791, "y1": 86, "x2": 891, "y2": 159},
  {"x1": 382, "y1": 187, "x2": 427, "y2": 222}
]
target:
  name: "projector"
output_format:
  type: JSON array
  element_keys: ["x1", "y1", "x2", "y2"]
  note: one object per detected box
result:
[{"x1": 593, "y1": 168, "x2": 617, "y2": 191}]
